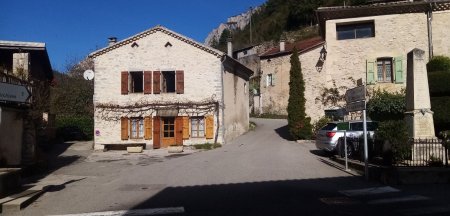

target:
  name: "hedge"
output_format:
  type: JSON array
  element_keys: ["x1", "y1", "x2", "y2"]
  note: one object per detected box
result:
[
  {"x1": 55, "y1": 115, "x2": 94, "y2": 140},
  {"x1": 431, "y1": 96, "x2": 450, "y2": 134},
  {"x1": 428, "y1": 71, "x2": 450, "y2": 97},
  {"x1": 427, "y1": 55, "x2": 450, "y2": 72}
]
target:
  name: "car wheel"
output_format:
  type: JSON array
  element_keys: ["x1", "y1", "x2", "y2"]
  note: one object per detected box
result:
[{"x1": 339, "y1": 139, "x2": 353, "y2": 158}]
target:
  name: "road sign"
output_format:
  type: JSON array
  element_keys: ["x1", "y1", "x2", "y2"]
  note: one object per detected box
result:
[
  {"x1": 0, "y1": 82, "x2": 31, "y2": 103},
  {"x1": 346, "y1": 100, "x2": 365, "y2": 112},
  {"x1": 345, "y1": 86, "x2": 365, "y2": 103}
]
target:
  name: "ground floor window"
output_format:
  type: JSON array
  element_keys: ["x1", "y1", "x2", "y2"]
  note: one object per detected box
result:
[
  {"x1": 191, "y1": 117, "x2": 205, "y2": 137},
  {"x1": 163, "y1": 117, "x2": 175, "y2": 138},
  {"x1": 130, "y1": 118, "x2": 144, "y2": 139}
]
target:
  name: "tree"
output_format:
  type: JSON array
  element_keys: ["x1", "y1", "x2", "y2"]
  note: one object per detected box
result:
[{"x1": 287, "y1": 48, "x2": 312, "y2": 140}]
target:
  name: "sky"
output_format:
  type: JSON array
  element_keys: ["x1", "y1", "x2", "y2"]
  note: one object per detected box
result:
[{"x1": 0, "y1": 0, "x2": 266, "y2": 72}]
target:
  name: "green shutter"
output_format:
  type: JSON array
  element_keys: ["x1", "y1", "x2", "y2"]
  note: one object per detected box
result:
[
  {"x1": 272, "y1": 73, "x2": 276, "y2": 86},
  {"x1": 394, "y1": 56, "x2": 404, "y2": 84},
  {"x1": 366, "y1": 60, "x2": 376, "y2": 85}
]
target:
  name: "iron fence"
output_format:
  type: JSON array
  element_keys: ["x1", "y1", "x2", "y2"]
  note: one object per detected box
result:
[{"x1": 337, "y1": 136, "x2": 449, "y2": 167}]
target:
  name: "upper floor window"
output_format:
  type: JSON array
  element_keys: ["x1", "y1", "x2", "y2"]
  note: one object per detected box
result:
[
  {"x1": 162, "y1": 71, "x2": 176, "y2": 93},
  {"x1": 377, "y1": 58, "x2": 392, "y2": 82},
  {"x1": 130, "y1": 71, "x2": 143, "y2": 93},
  {"x1": 336, "y1": 21, "x2": 375, "y2": 40}
]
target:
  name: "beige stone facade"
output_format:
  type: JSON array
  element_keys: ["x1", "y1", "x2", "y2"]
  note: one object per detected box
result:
[
  {"x1": 258, "y1": 1, "x2": 450, "y2": 123},
  {"x1": 90, "y1": 26, "x2": 252, "y2": 150}
]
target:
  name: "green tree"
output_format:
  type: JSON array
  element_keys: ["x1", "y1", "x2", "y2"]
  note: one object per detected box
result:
[
  {"x1": 366, "y1": 89, "x2": 406, "y2": 122},
  {"x1": 287, "y1": 48, "x2": 312, "y2": 139}
]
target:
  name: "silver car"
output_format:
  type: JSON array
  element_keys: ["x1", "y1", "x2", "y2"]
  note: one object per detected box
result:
[{"x1": 315, "y1": 120, "x2": 378, "y2": 155}]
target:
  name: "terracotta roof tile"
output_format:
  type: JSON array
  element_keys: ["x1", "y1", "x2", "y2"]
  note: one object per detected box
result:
[{"x1": 260, "y1": 37, "x2": 324, "y2": 58}]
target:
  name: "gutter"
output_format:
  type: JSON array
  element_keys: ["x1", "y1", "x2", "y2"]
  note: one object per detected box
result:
[{"x1": 219, "y1": 56, "x2": 226, "y2": 145}]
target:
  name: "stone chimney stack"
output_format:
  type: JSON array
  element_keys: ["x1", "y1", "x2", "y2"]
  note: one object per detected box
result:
[
  {"x1": 108, "y1": 37, "x2": 117, "y2": 46},
  {"x1": 280, "y1": 38, "x2": 286, "y2": 52},
  {"x1": 227, "y1": 36, "x2": 233, "y2": 57}
]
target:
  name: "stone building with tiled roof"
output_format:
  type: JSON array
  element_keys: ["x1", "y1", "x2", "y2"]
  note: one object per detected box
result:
[{"x1": 89, "y1": 26, "x2": 253, "y2": 150}]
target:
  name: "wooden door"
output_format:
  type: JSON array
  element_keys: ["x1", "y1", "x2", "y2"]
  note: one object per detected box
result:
[{"x1": 161, "y1": 117, "x2": 176, "y2": 148}]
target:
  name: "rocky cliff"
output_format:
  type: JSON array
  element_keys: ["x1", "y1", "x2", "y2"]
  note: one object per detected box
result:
[{"x1": 204, "y1": 7, "x2": 260, "y2": 46}]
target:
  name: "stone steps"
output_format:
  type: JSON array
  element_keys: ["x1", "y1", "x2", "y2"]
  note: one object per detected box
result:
[{"x1": 0, "y1": 185, "x2": 46, "y2": 214}]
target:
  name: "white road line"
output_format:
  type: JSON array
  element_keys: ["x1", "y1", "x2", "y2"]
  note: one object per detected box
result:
[
  {"x1": 48, "y1": 207, "x2": 185, "y2": 216},
  {"x1": 368, "y1": 195, "x2": 429, "y2": 205},
  {"x1": 339, "y1": 186, "x2": 400, "y2": 197}
]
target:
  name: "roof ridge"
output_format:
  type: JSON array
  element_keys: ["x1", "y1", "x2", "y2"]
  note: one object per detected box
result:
[{"x1": 89, "y1": 25, "x2": 224, "y2": 58}]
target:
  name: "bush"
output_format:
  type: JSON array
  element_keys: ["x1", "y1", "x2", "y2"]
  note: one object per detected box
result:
[
  {"x1": 375, "y1": 120, "x2": 410, "y2": 163},
  {"x1": 312, "y1": 116, "x2": 331, "y2": 138},
  {"x1": 56, "y1": 115, "x2": 93, "y2": 140},
  {"x1": 427, "y1": 55, "x2": 450, "y2": 72},
  {"x1": 431, "y1": 96, "x2": 450, "y2": 134},
  {"x1": 428, "y1": 71, "x2": 450, "y2": 97},
  {"x1": 367, "y1": 89, "x2": 406, "y2": 122}
]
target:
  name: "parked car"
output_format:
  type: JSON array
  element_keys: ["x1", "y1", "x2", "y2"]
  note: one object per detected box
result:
[{"x1": 315, "y1": 120, "x2": 378, "y2": 156}]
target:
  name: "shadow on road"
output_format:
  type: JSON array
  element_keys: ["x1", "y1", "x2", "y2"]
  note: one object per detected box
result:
[
  {"x1": 127, "y1": 176, "x2": 383, "y2": 216},
  {"x1": 274, "y1": 125, "x2": 294, "y2": 141}
]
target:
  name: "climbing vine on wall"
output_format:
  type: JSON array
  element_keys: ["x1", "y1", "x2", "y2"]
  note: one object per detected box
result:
[{"x1": 95, "y1": 97, "x2": 220, "y2": 121}]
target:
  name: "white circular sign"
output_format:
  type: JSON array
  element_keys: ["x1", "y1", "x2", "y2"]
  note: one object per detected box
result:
[{"x1": 83, "y1": 70, "x2": 95, "y2": 80}]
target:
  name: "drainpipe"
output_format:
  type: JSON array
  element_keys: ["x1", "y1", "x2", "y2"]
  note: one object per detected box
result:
[
  {"x1": 427, "y1": 3, "x2": 433, "y2": 60},
  {"x1": 220, "y1": 56, "x2": 227, "y2": 145}
]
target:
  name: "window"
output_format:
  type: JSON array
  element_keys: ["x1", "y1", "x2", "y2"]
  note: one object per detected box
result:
[
  {"x1": 336, "y1": 21, "x2": 374, "y2": 40},
  {"x1": 162, "y1": 71, "x2": 176, "y2": 93},
  {"x1": 266, "y1": 73, "x2": 275, "y2": 86},
  {"x1": 377, "y1": 58, "x2": 393, "y2": 82},
  {"x1": 130, "y1": 71, "x2": 143, "y2": 93},
  {"x1": 163, "y1": 117, "x2": 175, "y2": 138},
  {"x1": 130, "y1": 118, "x2": 144, "y2": 139},
  {"x1": 191, "y1": 117, "x2": 205, "y2": 137}
]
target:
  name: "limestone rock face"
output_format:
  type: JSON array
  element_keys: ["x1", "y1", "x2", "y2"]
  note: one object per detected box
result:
[{"x1": 204, "y1": 7, "x2": 260, "y2": 46}]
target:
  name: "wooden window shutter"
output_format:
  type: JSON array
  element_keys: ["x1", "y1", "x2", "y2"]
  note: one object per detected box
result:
[
  {"x1": 394, "y1": 57, "x2": 404, "y2": 84},
  {"x1": 366, "y1": 60, "x2": 376, "y2": 85},
  {"x1": 144, "y1": 117, "x2": 152, "y2": 140},
  {"x1": 175, "y1": 117, "x2": 183, "y2": 146},
  {"x1": 176, "y1": 70, "x2": 184, "y2": 94},
  {"x1": 153, "y1": 71, "x2": 161, "y2": 94},
  {"x1": 144, "y1": 71, "x2": 152, "y2": 94},
  {"x1": 153, "y1": 116, "x2": 161, "y2": 148},
  {"x1": 121, "y1": 117, "x2": 129, "y2": 140},
  {"x1": 182, "y1": 116, "x2": 189, "y2": 139},
  {"x1": 121, "y1": 71, "x2": 129, "y2": 95},
  {"x1": 205, "y1": 115, "x2": 214, "y2": 139}
]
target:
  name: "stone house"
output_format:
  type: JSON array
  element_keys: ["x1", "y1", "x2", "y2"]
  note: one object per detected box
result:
[
  {"x1": 258, "y1": 37, "x2": 326, "y2": 121},
  {"x1": 89, "y1": 26, "x2": 253, "y2": 150},
  {"x1": 315, "y1": 0, "x2": 450, "y2": 105},
  {"x1": 258, "y1": 0, "x2": 450, "y2": 122},
  {"x1": 0, "y1": 41, "x2": 53, "y2": 166}
]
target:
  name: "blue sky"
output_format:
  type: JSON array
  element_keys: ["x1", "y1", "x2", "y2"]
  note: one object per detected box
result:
[{"x1": 0, "y1": 0, "x2": 266, "y2": 72}]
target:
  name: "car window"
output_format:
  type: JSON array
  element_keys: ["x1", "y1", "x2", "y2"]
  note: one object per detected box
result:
[
  {"x1": 349, "y1": 122, "x2": 378, "y2": 131},
  {"x1": 350, "y1": 122, "x2": 363, "y2": 131},
  {"x1": 321, "y1": 123, "x2": 337, "y2": 130},
  {"x1": 337, "y1": 122, "x2": 349, "y2": 130}
]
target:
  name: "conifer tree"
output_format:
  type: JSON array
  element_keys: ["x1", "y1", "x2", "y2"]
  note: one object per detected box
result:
[{"x1": 287, "y1": 48, "x2": 312, "y2": 140}]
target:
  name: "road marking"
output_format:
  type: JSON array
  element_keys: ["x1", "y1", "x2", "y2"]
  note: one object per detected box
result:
[
  {"x1": 339, "y1": 186, "x2": 400, "y2": 197},
  {"x1": 368, "y1": 195, "x2": 429, "y2": 205},
  {"x1": 398, "y1": 206, "x2": 450, "y2": 216},
  {"x1": 49, "y1": 207, "x2": 185, "y2": 216}
]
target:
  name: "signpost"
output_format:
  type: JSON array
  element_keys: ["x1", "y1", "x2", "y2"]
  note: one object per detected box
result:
[
  {"x1": 345, "y1": 86, "x2": 369, "y2": 181},
  {"x1": 0, "y1": 82, "x2": 31, "y2": 103}
]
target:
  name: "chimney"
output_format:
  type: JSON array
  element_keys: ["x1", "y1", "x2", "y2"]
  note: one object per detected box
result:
[
  {"x1": 280, "y1": 38, "x2": 286, "y2": 52},
  {"x1": 108, "y1": 37, "x2": 117, "y2": 46},
  {"x1": 227, "y1": 36, "x2": 233, "y2": 57}
]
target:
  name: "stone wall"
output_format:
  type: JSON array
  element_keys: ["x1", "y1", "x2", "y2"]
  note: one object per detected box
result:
[
  {"x1": 0, "y1": 107, "x2": 23, "y2": 166},
  {"x1": 259, "y1": 46, "x2": 326, "y2": 122},
  {"x1": 432, "y1": 11, "x2": 450, "y2": 57},
  {"x1": 93, "y1": 31, "x2": 225, "y2": 149},
  {"x1": 324, "y1": 13, "x2": 429, "y2": 96}
]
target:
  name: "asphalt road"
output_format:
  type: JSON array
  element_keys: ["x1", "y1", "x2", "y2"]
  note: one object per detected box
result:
[{"x1": 18, "y1": 118, "x2": 450, "y2": 216}]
